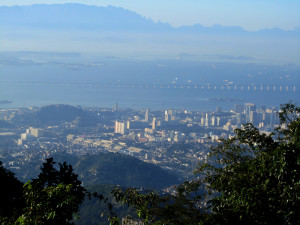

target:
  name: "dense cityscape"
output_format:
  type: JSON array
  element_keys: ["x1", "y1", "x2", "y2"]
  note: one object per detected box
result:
[
  {"x1": 0, "y1": 1, "x2": 299, "y2": 224},
  {"x1": 0, "y1": 102, "x2": 282, "y2": 180}
]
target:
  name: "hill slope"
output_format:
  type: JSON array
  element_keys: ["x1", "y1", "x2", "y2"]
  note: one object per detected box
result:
[
  {"x1": 9, "y1": 152, "x2": 180, "y2": 190},
  {"x1": 74, "y1": 152, "x2": 180, "y2": 189}
]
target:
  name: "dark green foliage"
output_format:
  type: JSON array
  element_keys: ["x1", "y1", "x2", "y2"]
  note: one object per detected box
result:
[
  {"x1": 7, "y1": 152, "x2": 180, "y2": 189},
  {"x1": 74, "y1": 153, "x2": 179, "y2": 189},
  {"x1": 0, "y1": 162, "x2": 25, "y2": 222},
  {"x1": 112, "y1": 180, "x2": 208, "y2": 225},
  {"x1": 10, "y1": 104, "x2": 98, "y2": 127},
  {"x1": 75, "y1": 185, "x2": 133, "y2": 225},
  {"x1": 0, "y1": 134, "x2": 17, "y2": 148},
  {"x1": 0, "y1": 158, "x2": 113, "y2": 225},
  {"x1": 33, "y1": 158, "x2": 85, "y2": 191},
  {"x1": 0, "y1": 119, "x2": 13, "y2": 128},
  {"x1": 17, "y1": 158, "x2": 87, "y2": 225},
  {"x1": 201, "y1": 103, "x2": 300, "y2": 225},
  {"x1": 37, "y1": 105, "x2": 85, "y2": 123},
  {"x1": 2, "y1": 104, "x2": 299, "y2": 224},
  {"x1": 17, "y1": 183, "x2": 82, "y2": 225},
  {"x1": 36, "y1": 104, "x2": 97, "y2": 126},
  {"x1": 112, "y1": 103, "x2": 300, "y2": 225},
  {"x1": 9, "y1": 153, "x2": 80, "y2": 183}
]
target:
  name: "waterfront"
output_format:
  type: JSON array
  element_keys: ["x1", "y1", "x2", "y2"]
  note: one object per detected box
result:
[{"x1": 1, "y1": 82, "x2": 298, "y2": 111}]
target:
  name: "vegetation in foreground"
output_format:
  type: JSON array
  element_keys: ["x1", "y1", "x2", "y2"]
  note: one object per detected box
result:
[
  {"x1": 112, "y1": 103, "x2": 300, "y2": 225},
  {"x1": 0, "y1": 103, "x2": 299, "y2": 225}
]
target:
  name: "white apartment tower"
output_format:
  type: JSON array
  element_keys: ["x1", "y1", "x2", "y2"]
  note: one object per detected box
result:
[{"x1": 115, "y1": 121, "x2": 126, "y2": 134}]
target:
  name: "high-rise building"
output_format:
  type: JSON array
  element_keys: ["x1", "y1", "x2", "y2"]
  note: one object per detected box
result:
[
  {"x1": 29, "y1": 127, "x2": 43, "y2": 137},
  {"x1": 145, "y1": 108, "x2": 149, "y2": 122},
  {"x1": 236, "y1": 113, "x2": 242, "y2": 124},
  {"x1": 114, "y1": 121, "x2": 119, "y2": 133},
  {"x1": 115, "y1": 121, "x2": 126, "y2": 134},
  {"x1": 211, "y1": 116, "x2": 216, "y2": 126},
  {"x1": 113, "y1": 102, "x2": 119, "y2": 112},
  {"x1": 200, "y1": 117, "x2": 205, "y2": 126},
  {"x1": 21, "y1": 133, "x2": 33, "y2": 140},
  {"x1": 26, "y1": 127, "x2": 43, "y2": 138},
  {"x1": 168, "y1": 109, "x2": 173, "y2": 117},
  {"x1": 167, "y1": 109, "x2": 176, "y2": 120},
  {"x1": 152, "y1": 117, "x2": 156, "y2": 130},
  {"x1": 156, "y1": 120, "x2": 161, "y2": 127},
  {"x1": 234, "y1": 104, "x2": 244, "y2": 113},
  {"x1": 249, "y1": 111, "x2": 258, "y2": 125},
  {"x1": 217, "y1": 117, "x2": 222, "y2": 126},
  {"x1": 245, "y1": 103, "x2": 256, "y2": 123},
  {"x1": 205, "y1": 113, "x2": 209, "y2": 127},
  {"x1": 164, "y1": 110, "x2": 169, "y2": 121},
  {"x1": 127, "y1": 121, "x2": 130, "y2": 129}
]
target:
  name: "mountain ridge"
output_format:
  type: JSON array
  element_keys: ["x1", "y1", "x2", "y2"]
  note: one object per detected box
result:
[
  {"x1": 1, "y1": 3, "x2": 299, "y2": 63},
  {"x1": 0, "y1": 3, "x2": 298, "y2": 36}
]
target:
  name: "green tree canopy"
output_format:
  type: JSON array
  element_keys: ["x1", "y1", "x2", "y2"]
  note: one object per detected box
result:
[
  {"x1": 16, "y1": 158, "x2": 87, "y2": 225},
  {"x1": 0, "y1": 162, "x2": 25, "y2": 223},
  {"x1": 113, "y1": 103, "x2": 300, "y2": 225}
]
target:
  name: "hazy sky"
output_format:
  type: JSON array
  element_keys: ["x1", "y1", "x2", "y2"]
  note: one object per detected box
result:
[{"x1": 1, "y1": 0, "x2": 299, "y2": 31}]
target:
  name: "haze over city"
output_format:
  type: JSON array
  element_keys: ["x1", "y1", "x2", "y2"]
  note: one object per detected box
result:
[{"x1": 0, "y1": 1, "x2": 299, "y2": 224}]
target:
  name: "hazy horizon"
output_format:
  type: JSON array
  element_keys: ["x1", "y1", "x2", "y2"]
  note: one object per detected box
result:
[
  {"x1": 1, "y1": 0, "x2": 299, "y2": 31},
  {"x1": 0, "y1": 2, "x2": 299, "y2": 110},
  {"x1": 0, "y1": 3, "x2": 299, "y2": 64}
]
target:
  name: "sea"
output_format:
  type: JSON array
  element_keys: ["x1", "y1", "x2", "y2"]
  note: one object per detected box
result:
[{"x1": 0, "y1": 59, "x2": 299, "y2": 111}]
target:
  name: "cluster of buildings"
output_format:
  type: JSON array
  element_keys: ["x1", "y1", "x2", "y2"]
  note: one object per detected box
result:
[
  {"x1": 17, "y1": 127, "x2": 43, "y2": 146},
  {"x1": 197, "y1": 103, "x2": 279, "y2": 132},
  {"x1": 0, "y1": 102, "x2": 283, "y2": 178},
  {"x1": 110, "y1": 103, "x2": 279, "y2": 144}
]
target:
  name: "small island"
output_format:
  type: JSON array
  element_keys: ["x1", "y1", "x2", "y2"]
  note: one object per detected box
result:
[{"x1": 0, "y1": 100, "x2": 12, "y2": 104}]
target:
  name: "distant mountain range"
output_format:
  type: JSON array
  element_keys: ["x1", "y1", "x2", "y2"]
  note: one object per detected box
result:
[
  {"x1": 0, "y1": 3, "x2": 299, "y2": 36},
  {"x1": 0, "y1": 4, "x2": 299, "y2": 63}
]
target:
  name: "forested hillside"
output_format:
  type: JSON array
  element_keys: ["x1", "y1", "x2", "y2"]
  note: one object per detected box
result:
[{"x1": 10, "y1": 152, "x2": 180, "y2": 190}]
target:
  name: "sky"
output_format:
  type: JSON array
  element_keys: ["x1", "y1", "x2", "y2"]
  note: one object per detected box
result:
[{"x1": 1, "y1": 0, "x2": 300, "y2": 31}]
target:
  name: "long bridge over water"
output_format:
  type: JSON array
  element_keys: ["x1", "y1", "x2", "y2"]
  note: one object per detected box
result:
[{"x1": 1, "y1": 81, "x2": 298, "y2": 92}]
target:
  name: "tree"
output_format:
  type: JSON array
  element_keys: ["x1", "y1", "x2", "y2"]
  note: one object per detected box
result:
[
  {"x1": 0, "y1": 158, "x2": 111, "y2": 225},
  {"x1": 112, "y1": 181, "x2": 208, "y2": 225},
  {"x1": 112, "y1": 103, "x2": 300, "y2": 225},
  {"x1": 16, "y1": 158, "x2": 87, "y2": 225},
  {"x1": 202, "y1": 103, "x2": 300, "y2": 225},
  {"x1": 0, "y1": 162, "x2": 25, "y2": 223}
]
